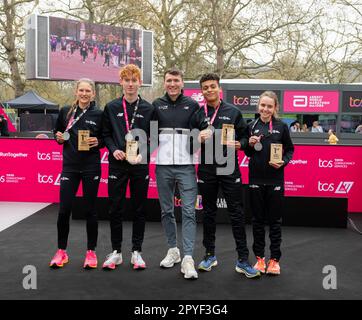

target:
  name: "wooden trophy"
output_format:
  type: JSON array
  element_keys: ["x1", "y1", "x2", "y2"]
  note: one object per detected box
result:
[
  {"x1": 78, "y1": 130, "x2": 90, "y2": 151},
  {"x1": 221, "y1": 124, "x2": 235, "y2": 145},
  {"x1": 269, "y1": 143, "x2": 283, "y2": 165},
  {"x1": 126, "y1": 140, "x2": 138, "y2": 162}
]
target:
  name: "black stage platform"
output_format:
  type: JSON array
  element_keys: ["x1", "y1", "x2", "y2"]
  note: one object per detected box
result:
[{"x1": 0, "y1": 204, "x2": 361, "y2": 300}]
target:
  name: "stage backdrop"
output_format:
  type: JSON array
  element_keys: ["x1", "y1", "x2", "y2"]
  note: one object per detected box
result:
[{"x1": 0, "y1": 138, "x2": 361, "y2": 213}]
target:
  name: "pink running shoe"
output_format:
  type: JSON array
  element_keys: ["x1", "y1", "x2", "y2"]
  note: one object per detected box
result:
[
  {"x1": 49, "y1": 249, "x2": 69, "y2": 268},
  {"x1": 131, "y1": 251, "x2": 146, "y2": 270},
  {"x1": 84, "y1": 250, "x2": 97, "y2": 269}
]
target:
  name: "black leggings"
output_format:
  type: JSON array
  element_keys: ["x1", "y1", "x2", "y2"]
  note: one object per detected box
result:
[
  {"x1": 57, "y1": 171, "x2": 100, "y2": 250},
  {"x1": 249, "y1": 184, "x2": 284, "y2": 260}
]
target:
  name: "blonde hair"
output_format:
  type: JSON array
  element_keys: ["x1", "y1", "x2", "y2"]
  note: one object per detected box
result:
[
  {"x1": 258, "y1": 91, "x2": 280, "y2": 119},
  {"x1": 119, "y1": 64, "x2": 141, "y2": 80},
  {"x1": 67, "y1": 78, "x2": 96, "y2": 119}
]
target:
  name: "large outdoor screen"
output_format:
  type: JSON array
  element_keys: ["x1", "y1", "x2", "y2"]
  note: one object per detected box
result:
[{"x1": 25, "y1": 15, "x2": 153, "y2": 85}]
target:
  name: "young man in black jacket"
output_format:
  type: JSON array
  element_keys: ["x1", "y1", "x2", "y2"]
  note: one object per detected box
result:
[
  {"x1": 102, "y1": 64, "x2": 154, "y2": 270},
  {"x1": 152, "y1": 68, "x2": 200, "y2": 279},
  {"x1": 191, "y1": 73, "x2": 260, "y2": 279}
]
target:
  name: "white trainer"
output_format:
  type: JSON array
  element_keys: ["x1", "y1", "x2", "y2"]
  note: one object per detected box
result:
[
  {"x1": 160, "y1": 247, "x2": 181, "y2": 268},
  {"x1": 131, "y1": 251, "x2": 146, "y2": 270},
  {"x1": 102, "y1": 250, "x2": 123, "y2": 270},
  {"x1": 181, "y1": 256, "x2": 198, "y2": 279}
]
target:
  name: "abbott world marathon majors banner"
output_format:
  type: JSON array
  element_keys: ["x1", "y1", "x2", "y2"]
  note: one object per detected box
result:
[{"x1": 0, "y1": 139, "x2": 361, "y2": 213}]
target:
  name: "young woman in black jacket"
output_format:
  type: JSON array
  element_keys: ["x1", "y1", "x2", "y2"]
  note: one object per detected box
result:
[
  {"x1": 245, "y1": 91, "x2": 294, "y2": 275},
  {"x1": 49, "y1": 78, "x2": 103, "y2": 269}
]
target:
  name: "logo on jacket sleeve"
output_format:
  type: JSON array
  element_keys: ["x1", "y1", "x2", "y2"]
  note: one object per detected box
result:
[
  {"x1": 117, "y1": 112, "x2": 124, "y2": 117},
  {"x1": 85, "y1": 120, "x2": 96, "y2": 126},
  {"x1": 159, "y1": 105, "x2": 168, "y2": 110}
]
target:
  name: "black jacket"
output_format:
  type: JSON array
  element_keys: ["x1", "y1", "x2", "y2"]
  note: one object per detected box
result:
[
  {"x1": 244, "y1": 117, "x2": 294, "y2": 185},
  {"x1": 0, "y1": 116, "x2": 9, "y2": 137},
  {"x1": 190, "y1": 100, "x2": 248, "y2": 167},
  {"x1": 102, "y1": 95, "x2": 154, "y2": 168},
  {"x1": 152, "y1": 92, "x2": 199, "y2": 165},
  {"x1": 53, "y1": 101, "x2": 103, "y2": 173}
]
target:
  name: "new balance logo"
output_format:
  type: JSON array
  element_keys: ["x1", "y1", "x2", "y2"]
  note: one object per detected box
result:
[{"x1": 117, "y1": 113, "x2": 124, "y2": 117}]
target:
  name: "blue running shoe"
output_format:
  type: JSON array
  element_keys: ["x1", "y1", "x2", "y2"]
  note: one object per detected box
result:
[
  {"x1": 235, "y1": 260, "x2": 261, "y2": 278},
  {"x1": 198, "y1": 254, "x2": 218, "y2": 272}
]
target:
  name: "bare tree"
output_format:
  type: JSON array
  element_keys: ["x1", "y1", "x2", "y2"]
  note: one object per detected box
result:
[{"x1": 0, "y1": 0, "x2": 38, "y2": 97}]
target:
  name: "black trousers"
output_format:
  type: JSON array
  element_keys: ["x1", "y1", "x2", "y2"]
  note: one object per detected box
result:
[
  {"x1": 57, "y1": 171, "x2": 100, "y2": 250},
  {"x1": 108, "y1": 165, "x2": 149, "y2": 252},
  {"x1": 198, "y1": 166, "x2": 249, "y2": 261},
  {"x1": 249, "y1": 184, "x2": 284, "y2": 260}
]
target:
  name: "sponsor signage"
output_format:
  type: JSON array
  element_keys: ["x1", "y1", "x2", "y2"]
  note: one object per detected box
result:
[
  {"x1": 0, "y1": 139, "x2": 361, "y2": 212},
  {"x1": 226, "y1": 90, "x2": 281, "y2": 113},
  {"x1": 184, "y1": 89, "x2": 223, "y2": 107},
  {"x1": 342, "y1": 91, "x2": 362, "y2": 113},
  {"x1": 283, "y1": 91, "x2": 339, "y2": 113}
]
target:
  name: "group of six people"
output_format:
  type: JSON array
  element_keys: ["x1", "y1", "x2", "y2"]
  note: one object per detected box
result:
[{"x1": 50, "y1": 64, "x2": 294, "y2": 280}]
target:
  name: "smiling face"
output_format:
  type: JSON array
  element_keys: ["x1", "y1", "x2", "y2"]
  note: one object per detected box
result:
[
  {"x1": 201, "y1": 80, "x2": 220, "y2": 106},
  {"x1": 258, "y1": 96, "x2": 276, "y2": 122},
  {"x1": 164, "y1": 73, "x2": 184, "y2": 100},
  {"x1": 75, "y1": 81, "x2": 95, "y2": 108}
]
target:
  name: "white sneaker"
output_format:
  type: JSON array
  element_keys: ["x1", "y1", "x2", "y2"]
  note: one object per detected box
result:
[
  {"x1": 131, "y1": 251, "x2": 146, "y2": 270},
  {"x1": 102, "y1": 250, "x2": 123, "y2": 270},
  {"x1": 160, "y1": 247, "x2": 181, "y2": 268},
  {"x1": 181, "y1": 256, "x2": 198, "y2": 279}
]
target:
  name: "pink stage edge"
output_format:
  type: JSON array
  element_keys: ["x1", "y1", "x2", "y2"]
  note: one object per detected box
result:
[{"x1": 0, "y1": 138, "x2": 361, "y2": 213}]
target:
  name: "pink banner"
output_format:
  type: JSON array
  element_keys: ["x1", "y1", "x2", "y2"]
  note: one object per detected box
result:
[
  {"x1": 283, "y1": 91, "x2": 339, "y2": 113},
  {"x1": 0, "y1": 139, "x2": 361, "y2": 212}
]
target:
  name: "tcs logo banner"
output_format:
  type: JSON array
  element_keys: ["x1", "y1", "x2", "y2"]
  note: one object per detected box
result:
[
  {"x1": 318, "y1": 181, "x2": 354, "y2": 194},
  {"x1": 37, "y1": 152, "x2": 51, "y2": 161},
  {"x1": 37, "y1": 173, "x2": 61, "y2": 185}
]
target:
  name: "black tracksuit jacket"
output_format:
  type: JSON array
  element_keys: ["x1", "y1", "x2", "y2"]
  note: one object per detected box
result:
[
  {"x1": 244, "y1": 117, "x2": 294, "y2": 185},
  {"x1": 190, "y1": 100, "x2": 248, "y2": 167},
  {"x1": 53, "y1": 102, "x2": 103, "y2": 173},
  {"x1": 102, "y1": 95, "x2": 154, "y2": 168}
]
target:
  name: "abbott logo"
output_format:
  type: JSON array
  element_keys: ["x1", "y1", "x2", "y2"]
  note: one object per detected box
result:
[
  {"x1": 319, "y1": 159, "x2": 333, "y2": 168},
  {"x1": 293, "y1": 95, "x2": 308, "y2": 108},
  {"x1": 101, "y1": 152, "x2": 109, "y2": 164},
  {"x1": 335, "y1": 181, "x2": 354, "y2": 194},
  {"x1": 37, "y1": 152, "x2": 51, "y2": 161}
]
